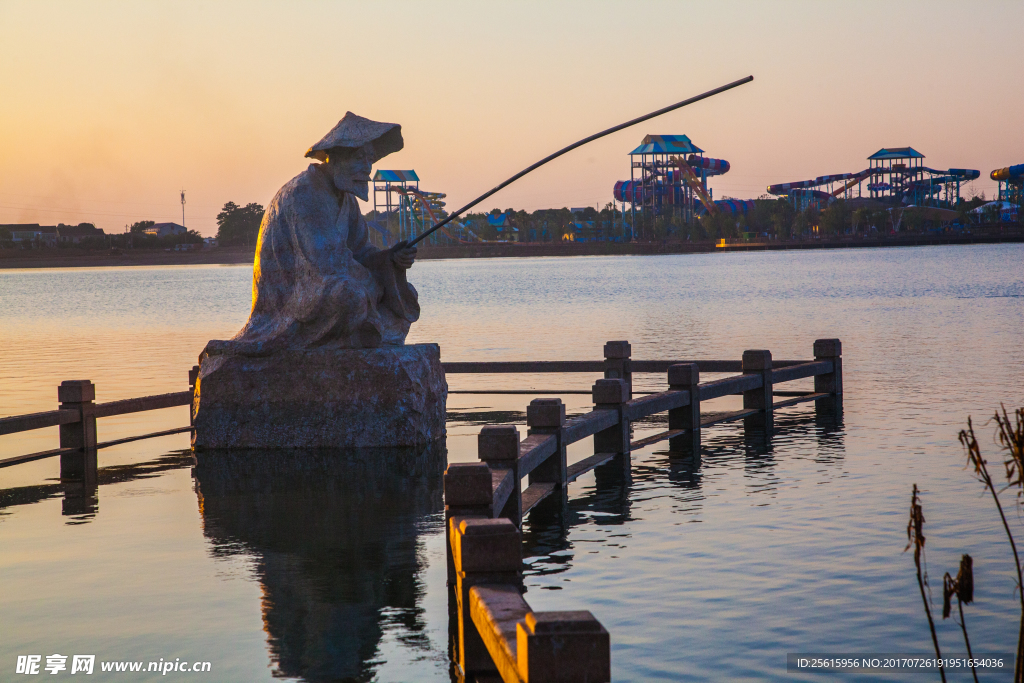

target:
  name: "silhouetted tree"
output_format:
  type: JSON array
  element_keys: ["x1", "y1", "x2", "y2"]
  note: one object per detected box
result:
[
  {"x1": 216, "y1": 202, "x2": 265, "y2": 247},
  {"x1": 820, "y1": 199, "x2": 850, "y2": 236}
]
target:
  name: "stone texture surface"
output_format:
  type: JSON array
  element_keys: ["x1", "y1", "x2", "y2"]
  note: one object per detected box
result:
[{"x1": 192, "y1": 343, "x2": 446, "y2": 449}]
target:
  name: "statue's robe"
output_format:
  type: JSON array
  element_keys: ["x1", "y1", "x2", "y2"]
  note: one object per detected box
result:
[{"x1": 205, "y1": 165, "x2": 418, "y2": 357}]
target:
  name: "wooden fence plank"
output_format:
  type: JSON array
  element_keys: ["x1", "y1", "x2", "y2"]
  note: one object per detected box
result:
[
  {"x1": 469, "y1": 586, "x2": 528, "y2": 683},
  {"x1": 521, "y1": 483, "x2": 555, "y2": 515},
  {"x1": 443, "y1": 361, "x2": 605, "y2": 374},
  {"x1": 0, "y1": 409, "x2": 79, "y2": 436},
  {"x1": 630, "y1": 360, "x2": 742, "y2": 373},
  {"x1": 699, "y1": 374, "x2": 761, "y2": 401},
  {"x1": 566, "y1": 452, "x2": 618, "y2": 483},
  {"x1": 629, "y1": 429, "x2": 686, "y2": 450},
  {"x1": 491, "y1": 468, "x2": 515, "y2": 519},
  {"x1": 94, "y1": 426, "x2": 194, "y2": 450},
  {"x1": 771, "y1": 360, "x2": 832, "y2": 384},
  {"x1": 450, "y1": 390, "x2": 594, "y2": 395},
  {"x1": 700, "y1": 408, "x2": 760, "y2": 427},
  {"x1": 517, "y1": 434, "x2": 557, "y2": 478},
  {"x1": 92, "y1": 391, "x2": 192, "y2": 418},
  {"x1": 562, "y1": 410, "x2": 619, "y2": 445},
  {"x1": 623, "y1": 389, "x2": 690, "y2": 421},
  {"x1": 772, "y1": 392, "x2": 830, "y2": 409},
  {"x1": 445, "y1": 360, "x2": 811, "y2": 375},
  {"x1": 0, "y1": 447, "x2": 78, "y2": 469}
]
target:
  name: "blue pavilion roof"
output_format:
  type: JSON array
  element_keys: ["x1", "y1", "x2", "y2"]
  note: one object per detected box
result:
[
  {"x1": 629, "y1": 134, "x2": 704, "y2": 156},
  {"x1": 373, "y1": 170, "x2": 419, "y2": 182},
  {"x1": 868, "y1": 147, "x2": 924, "y2": 161}
]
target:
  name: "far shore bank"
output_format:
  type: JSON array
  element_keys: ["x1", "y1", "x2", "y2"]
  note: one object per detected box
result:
[{"x1": 1, "y1": 232, "x2": 1021, "y2": 269}]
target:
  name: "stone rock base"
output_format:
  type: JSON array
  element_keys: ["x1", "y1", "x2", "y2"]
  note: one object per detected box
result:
[{"x1": 192, "y1": 343, "x2": 447, "y2": 449}]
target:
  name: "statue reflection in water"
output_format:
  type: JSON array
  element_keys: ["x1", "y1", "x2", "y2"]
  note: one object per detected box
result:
[{"x1": 192, "y1": 444, "x2": 444, "y2": 682}]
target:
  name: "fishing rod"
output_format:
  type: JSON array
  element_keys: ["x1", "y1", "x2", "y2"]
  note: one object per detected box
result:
[{"x1": 405, "y1": 75, "x2": 753, "y2": 248}]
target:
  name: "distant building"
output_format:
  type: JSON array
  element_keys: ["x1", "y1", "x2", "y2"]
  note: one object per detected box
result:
[
  {"x1": 57, "y1": 224, "x2": 105, "y2": 244},
  {"x1": 203, "y1": 237, "x2": 218, "y2": 247},
  {"x1": 2, "y1": 223, "x2": 59, "y2": 247},
  {"x1": 569, "y1": 220, "x2": 598, "y2": 241},
  {"x1": 486, "y1": 213, "x2": 519, "y2": 242},
  {"x1": 143, "y1": 222, "x2": 187, "y2": 238}
]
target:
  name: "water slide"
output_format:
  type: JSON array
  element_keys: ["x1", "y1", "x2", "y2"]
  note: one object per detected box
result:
[
  {"x1": 937, "y1": 168, "x2": 981, "y2": 181},
  {"x1": 769, "y1": 166, "x2": 979, "y2": 201},
  {"x1": 768, "y1": 171, "x2": 871, "y2": 196},
  {"x1": 696, "y1": 199, "x2": 756, "y2": 216},
  {"x1": 991, "y1": 164, "x2": 1024, "y2": 182},
  {"x1": 613, "y1": 154, "x2": 731, "y2": 215},
  {"x1": 671, "y1": 157, "x2": 718, "y2": 214},
  {"x1": 392, "y1": 186, "x2": 483, "y2": 243},
  {"x1": 829, "y1": 170, "x2": 873, "y2": 197}
]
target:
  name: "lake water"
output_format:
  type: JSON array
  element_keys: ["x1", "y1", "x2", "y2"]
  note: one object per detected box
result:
[{"x1": 2, "y1": 245, "x2": 1024, "y2": 681}]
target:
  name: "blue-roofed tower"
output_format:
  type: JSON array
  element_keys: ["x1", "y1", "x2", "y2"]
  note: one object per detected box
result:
[
  {"x1": 867, "y1": 147, "x2": 925, "y2": 203},
  {"x1": 613, "y1": 133, "x2": 737, "y2": 238}
]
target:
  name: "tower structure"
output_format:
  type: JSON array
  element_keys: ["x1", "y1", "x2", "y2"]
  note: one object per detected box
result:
[
  {"x1": 372, "y1": 170, "x2": 419, "y2": 242},
  {"x1": 613, "y1": 134, "x2": 732, "y2": 237}
]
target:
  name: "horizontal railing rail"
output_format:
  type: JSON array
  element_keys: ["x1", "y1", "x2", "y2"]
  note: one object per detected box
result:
[
  {"x1": 0, "y1": 368, "x2": 200, "y2": 473},
  {"x1": 562, "y1": 409, "x2": 619, "y2": 444},
  {"x1": 443, "y1": 359, "x2": 811, "y2": 374},
  {"x1": 443, "y1": 361, "x2": 606, "y2": 373},
  {"x1": 93, "y1": 391, "x2": 192, "y2": 419},
  {"x1": 0, "y1": 409, "x2": 80, "y2": 436},
  {"x1": 443, "y1": 339, "x2": 844, "y2": 679},
  {"x1": 698, "y1": 373, "x2": 761, "y2": 401},
  {"x1": 623, "y1": 389, "x2": 690, "y2": 421},
  {"x1": 771, "y1": 360, "x2": 832, "y2": 384},
  {"x1": 0, "y1": 447, "x2": 79, "y2": 469},
  {"x1": 1, "y1": 391, "x2": 193, "y2": 436}
]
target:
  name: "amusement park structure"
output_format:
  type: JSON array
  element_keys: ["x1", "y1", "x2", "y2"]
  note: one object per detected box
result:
[
  {"x1": 371, "y1": 170, "x2": 481, "y2": 245},
  {"x1": 612, "y1": 135, "x2": 753, "y2": 233},
  {"x1": 992, "y1": 163, "x2": 1024, "y2": 206},
  {"x1": 767, "y1": 147, "x2": 980, "y2": 210}
]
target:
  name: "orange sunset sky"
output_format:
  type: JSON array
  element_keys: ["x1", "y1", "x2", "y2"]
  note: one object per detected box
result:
[{"x1": 1, "y1": 1, "x2": 1022, "y2": 237}]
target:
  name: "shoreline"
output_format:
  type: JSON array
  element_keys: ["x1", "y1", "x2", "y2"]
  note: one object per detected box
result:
[{"x1": 0, "y1": 232, "x2": 1021, "y2": 269}]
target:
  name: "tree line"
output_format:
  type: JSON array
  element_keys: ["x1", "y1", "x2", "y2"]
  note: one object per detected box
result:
[{"x1": 19, "y1": 190, "x2": 996, "y2": 253}]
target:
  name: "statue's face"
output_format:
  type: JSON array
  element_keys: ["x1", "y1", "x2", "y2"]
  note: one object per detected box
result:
[{"x1": 326, "y1": 144, "x2": 374, "y2": 201}]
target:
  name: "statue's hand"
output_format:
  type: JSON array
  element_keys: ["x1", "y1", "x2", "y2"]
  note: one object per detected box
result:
[{"x1": 389, "y1": 240, "x2": 417, "y2": 270}]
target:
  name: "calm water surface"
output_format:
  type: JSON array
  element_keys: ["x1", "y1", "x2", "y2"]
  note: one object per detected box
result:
[{"x1": 2, "y1": 245, "x2": 1024, "y2": 681}]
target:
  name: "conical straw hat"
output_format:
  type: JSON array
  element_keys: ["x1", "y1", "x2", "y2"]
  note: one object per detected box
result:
[{"x1": 305, "y1": 112, "x2": 403, "y2": 163}]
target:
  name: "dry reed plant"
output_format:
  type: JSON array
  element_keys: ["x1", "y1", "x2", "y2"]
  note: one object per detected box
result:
[
  {"x1": 906, "y1": 484, "x2": 947, "y2": 682},
  {"x1": 943, "y1": 554, "x2": 978, "y2": 683},
  {"x1": 904, "y1": 406, "x2": 1024, "y2": 682},
  {"x1": 959, "y1": 406, "x2": 1024, "y2": 682}
]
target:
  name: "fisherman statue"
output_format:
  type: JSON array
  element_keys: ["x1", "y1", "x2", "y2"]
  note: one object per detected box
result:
[{"x1": 192, "y1": 113, "x2": 447, "y2": 449}]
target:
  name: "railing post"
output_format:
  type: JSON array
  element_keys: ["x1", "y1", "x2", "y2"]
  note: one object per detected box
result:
[
  {"x1": 452, "y1": 517, "x2": 521, "y2": 679},
  {"x1": 517, "y1": 611, "x2": 611, "y2": 683},
  {"x1": 444, "y1": 463, "x2": 494, "y2": 673},
  {"x1": 444, "y1": 462, "x2": 494, "y2": 580},
  {"x1": 813, "y1": 339, "x2": 843, "y2": 396},
  {"x1": 479, "y1": 425, "x2": 522, "y2": 526},
  {"x1": 668, "y1": 363, "x2": 700, "y2": 460},
  {"x1": 526, "y1": 398, "x2": 567, "y2": 500},
  {"x1": 58, "y1": 380, "x2": 97, "y2": 481},
  {"x1": 742, "y1": 350, "x2": 773, "y2": 434},
  {"x1": 603, "y1": 340, "x2": 632, "y2": 398},
  {"x1": 188, "y1": 365, "x2": 200, "y2": 426},
  {"x1": 593, "y1": 378, "x2": 630, "y2": 476}
]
